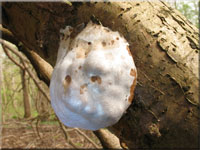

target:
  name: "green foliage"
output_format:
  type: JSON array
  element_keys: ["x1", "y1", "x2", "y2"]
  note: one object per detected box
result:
[
  {"x1": 26, "y1": 126, "x2": 32, "y2": 129},
  {"x1": 1, "y1": 47, "x2": 53, "y2": 122},
  {"x1": 176, "y1": 0, "x2": 199, "y2": 28},
  {"x1": 32, "y1": 111, "x2": 39, "y2": 117},
  {"x1": 75, "y1": 142, "x2": 84, "y2": 147},
  {"x1": 12, "y1": 115, "x2": 17, "y2": 119},
  {"x1": 166, "y1": 0, "x2": 199, "y2": 28}
]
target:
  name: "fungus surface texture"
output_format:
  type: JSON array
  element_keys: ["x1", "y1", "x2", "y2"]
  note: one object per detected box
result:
[{"x1": 50, "y1": 22, "x2": 137, "y2": 130}]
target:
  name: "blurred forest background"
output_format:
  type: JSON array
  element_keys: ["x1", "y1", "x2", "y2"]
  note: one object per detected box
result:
[{"x1": 0, "y1": 0, "x2": 199, "y2": 148}]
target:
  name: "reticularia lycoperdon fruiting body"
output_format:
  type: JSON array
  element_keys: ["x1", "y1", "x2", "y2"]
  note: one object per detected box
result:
[{"x1": 50, "y1": 21, "x2": 137, "y2": 130}]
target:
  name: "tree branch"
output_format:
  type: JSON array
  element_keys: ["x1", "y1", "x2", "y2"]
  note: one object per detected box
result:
[
  {"x1": 1, "y1": 25, "x2": 53, "y2": 86},
  {"x1": 1, "y1": 39, "x2": 102, "y2": 148},
  {"x1": 2, "y1": 45, "x2": 24, "y2": 70},
  {"x1": 0, "y1": 37, "x2": 121, "y2": 149},
  {"x1": 75, "y1": 128, "x2": 101, "y2": 149},
  {"x1": 94, "y1": 129, "x2": 122, "y2": 149},
  {"x1": 0, "y1": 39, "x2": 50, "y2": 102}
]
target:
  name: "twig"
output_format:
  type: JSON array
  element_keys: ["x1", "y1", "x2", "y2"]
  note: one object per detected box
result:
[
  {"x1": 185, "y1": 97, "x2": 199, "y2": 107},
  {"x1": 0, "y1": 38, "x2": 50, "y2": 102},
  {"x1": 0, "y1": 38, "x2": 83, "y2": 148},
  {"x1": 22, "y1": 132, "x2": 35, "y2": 136},
  {"x1": 146, "y1": 109, "x2": 160, "y2": 122},
  {"x1": 36, "y1": 117, "x2": 42, "y2": 139},
  {"x1": 3, "y1": 81, "x2": 22, "y2": 115},
  {"x1": 25, "y1": 137, "x2": 38, "y2": 148},
  {"x1": 75, "y1": 128, "x2": 100, "y2": 149},
  {"x1": 57, "y1": 116, "x2": 79, "y2": 148},
  {"x1": 0, "y1": 25, "x2": 13, "y2": 37},
  {"x1": 93, "y1": 129, "x2": 122, "y2": 149},
  {"x1": 2, "y1": 135, "x2": 17, "y2": 139},
  {"x1": 2, "y1": 46, "x2": 24, "y2": 70},
  {"x1": 1, "y1": 38, "x2": 105, "y2": 149},
  {"x1": 1, "y1": 26, "x2": 52, "y2": 86}
]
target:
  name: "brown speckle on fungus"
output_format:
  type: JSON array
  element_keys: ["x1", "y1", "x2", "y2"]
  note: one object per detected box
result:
[
  {"x1": 80, "y1": 84, "x2": 87, "y2": 94},
  {"x1": 128, "y1": 79, "x2": 136, "y2": 103},
  {"x1": 76, "y1": 49, "x2": 85, "y2": 58},
  {"x1": 116, "y1": 37, "x2": 119, "y2": 40},
  {"x1": 111, "y1": 40, "x2": 115, "y2": 45},
  {"x1": 63, "y1": 75, "x2": 71, "y2": 93},
  {"x1": 85, "y1": 49, "x2": 90, "y2": 57},
  {"x1": 76, "y1": 48, "x2": 90, "y2": 58},
  {"x1": 88, "y1": 42, "x2": 91, "y2": 45},
  {"x1": 91, "y1": 76, "x2": 102, "y2": 84},
  {"x1": 128, "y1": 69, "x2": 137, "y2": 103},
  {"x1": 65, "y1": 75, "x2": 71, "y2": 83},
  {"x1": 126, "y1": 45, "x2": 132, "y2": 56},
  {"x1": 79, "y1": 66, "x2": 82, "y2": 69},
  {"x1": 102, "y1": 41, "x2": 106, "y2": 47},
  {"x1": 130, "y1": 68, "x2": 136, "y2": 77}
]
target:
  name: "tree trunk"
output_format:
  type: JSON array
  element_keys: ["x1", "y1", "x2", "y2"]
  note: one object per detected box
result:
[
  {"x1": 21, "y1": 68, "x2": 31, "y2": 118},
  {"x1": 2, "y1": 2, "x2": 199, "y2": 148},
  {"x1": 35, "y1": 89, "x2": 50, "y2": 121},
  {"x1": 0, "y1": 75, "x2": 1, "y2": 146},
  {"x1": 0, "y1": 53, "x2": 4, "y2": 124}
]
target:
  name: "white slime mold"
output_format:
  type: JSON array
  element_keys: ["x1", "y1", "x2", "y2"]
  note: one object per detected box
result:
[{"x1": 50, "y1": 21, "x2": 137, "y2": 130}]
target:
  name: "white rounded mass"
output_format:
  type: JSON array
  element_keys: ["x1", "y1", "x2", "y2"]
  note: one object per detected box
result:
[{"x1": 50, "y1": 21, "x2": 137, "y2": 130}]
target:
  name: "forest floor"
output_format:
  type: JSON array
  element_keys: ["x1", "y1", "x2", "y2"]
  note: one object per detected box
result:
[{"x1": 1, "y1": 118, "x2": 102, "y2": 149}]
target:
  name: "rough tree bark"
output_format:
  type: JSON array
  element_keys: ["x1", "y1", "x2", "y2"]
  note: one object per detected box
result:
[{"x1": 2, "y1": 1, "x2": 199, "y2": 148}]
